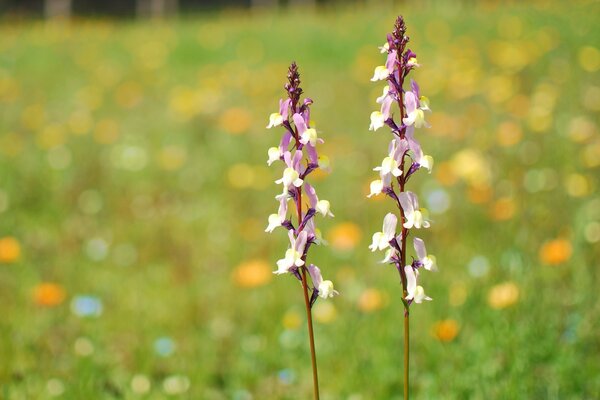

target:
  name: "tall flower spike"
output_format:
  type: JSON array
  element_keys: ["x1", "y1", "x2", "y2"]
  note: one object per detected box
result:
[
  {"x1": 366, "y1": 16, "x2": 438, "y2": 400},
  {"x1": 265, "y1": 63, "x2": 338, "y2": 400}
]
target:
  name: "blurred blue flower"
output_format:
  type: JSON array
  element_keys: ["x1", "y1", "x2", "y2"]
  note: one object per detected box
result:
[
  {"x1": 154, "y1": 337, "x2": 176, "y2": 357},
  {"x1": 71, "y1": 295, "x2": 103, "y2": 317},
  {"x1": 277, "y1": 368, "x2": 295, "y2": 385}
]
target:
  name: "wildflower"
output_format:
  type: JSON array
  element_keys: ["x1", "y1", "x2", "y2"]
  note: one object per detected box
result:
[
  {"x1": 267, "y1": 147, "x2": 282, "y2": 166},
  {"x1": 275, "y1": 231, "x2": 308, "y2": 274},
  {"x1": 403, "y1": 91, "x2": 430, "y2": 129},
  {"x1": 305, "y1": 184, "x2": 334, "y2": 217},
  {"x1": 367, "y1": 15, "x2": 437, "y2": 398},
  {"x1": 308, "y1": 264, "x2": 339, "y2": 299},
  {"x1": 266, "y1": 63, "x2": 336, "y2": 397},
  {"x1": 368, "y1": 179, "x2": 384, "y2": 198},
  {"x1": 413, "y1": 238, "x2": 437, "y2": 271},
  {"x1": 369, "y1": 213, "x2": 398, "y2": 251},
  {"x1": 371, "y1": 65, "x2": 390, "y2": 81},
  {"x1": 266, "y1": 98, "x2": 291, "y2": 129},
  {"x1": 398, "y1": 191, "x2": 430, "y2": 229},
  {"x1": 265, "y1": 195, "x2": 289, "y2": 233},
  {"x1": 275, "y1": 151, "x2": 304, "y2": 189},
  {"x1": 404, "y1": 265, "x2": 432, "y2": 303}
]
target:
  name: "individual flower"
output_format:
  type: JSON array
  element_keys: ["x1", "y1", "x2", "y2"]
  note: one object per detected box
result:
[
  {"x1": 402, "y1": 91, "x2": 430, "y2": 129},
  {"x1": 368, "y1": 179, "x2": 384, "y2": 198},
  {"x1": 275, "y1": 231, "x2": 308, "y2": 274},
  {"x1": 398, "y1": 191, "x2": 430, "y2": 229},
  {"x1": 275, "y1": 151, "x2": 304, "y2": 189},
  {"x1": 265, "y1": 195, "x2": 289, "y2": 233},
  {"x1": 266, "y1": 98, "x2": 291, "y2": 129},
  {"x1": 308, "y1": 264, "x2": 339, "y2": 299},
  {"x1": 305, "y1": 184, "x2": 334, "y2": 218},
  {"x1": 371, "y1": 65, "x2": 390, "y2": 82},
  {"x1": 370, "y1": 90, "x2": 394, "y2": 132},
  {"x1": 413, "y1": 238, "x2": 437, "y2": 271},
  {"x1": 369, "y1": 213, "x2": 398, "y2": 251},
  {"x1": 294, "y1": 113, "x2": 323, "y2": 147},
  {"x1": 404, "y1": 265, "x2": 432, "y2": 303},
  {"x1": 267, "y1": 146, "x2": 282, "y2": 166}
]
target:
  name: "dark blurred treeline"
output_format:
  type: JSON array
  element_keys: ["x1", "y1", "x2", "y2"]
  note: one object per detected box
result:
[{"x1": 0, "y1": 0, "x2": 357, "y2": 18}]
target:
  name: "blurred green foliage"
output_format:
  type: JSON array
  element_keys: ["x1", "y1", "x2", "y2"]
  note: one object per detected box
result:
[{"x1": 0, "y1": 1, "x2": 599, "y2": 398}]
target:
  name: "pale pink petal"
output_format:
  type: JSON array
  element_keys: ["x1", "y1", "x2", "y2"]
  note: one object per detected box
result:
[
  {"x1": 382, "y1": 213, "x2": 398, "y2": 241},
  {"x1": 292, "y1": 113, "x2": 307, "y2": 135},
  {"x1": 404, "y1": 91, "x2": 417, "y2": 115},
  {"x1": 413, "y1": 237, "x2": 427, "y2": 260},
  {"x1": 308, "y1": 264, "x2": 323, "y2": 288},
  {"x1": 304, "y1": 183, "x2": 318, "y2": 209},
  {"x1": 404, "y1": 266, "x2": 417, "y2": 300}
]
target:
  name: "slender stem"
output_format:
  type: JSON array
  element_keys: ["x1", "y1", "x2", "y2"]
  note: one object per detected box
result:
[
  {"x1": 301, "y1": 266, "x2": 320, "y2": 400},
  {"x1": 404, "y1": 309, "x2": 409, "y2": 400},
  {"x1": 398, "y1": 71, "x2": 410, "y2": 400},
  {"x1": 296, "y1": 177, "x2": 320, "y2": 400}
]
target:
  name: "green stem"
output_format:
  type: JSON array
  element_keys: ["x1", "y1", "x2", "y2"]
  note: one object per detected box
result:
[
  {"x1": 301, "y1": 267, "x2": 320, "y2": 400},
  {"x1": 404, "y1": 306, "x2": 409, "y2": 400}
]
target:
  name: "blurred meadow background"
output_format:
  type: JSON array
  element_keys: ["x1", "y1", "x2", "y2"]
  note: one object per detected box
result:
[{"x1": 1, "y1": 0, "x2": 599, "y2": 398}]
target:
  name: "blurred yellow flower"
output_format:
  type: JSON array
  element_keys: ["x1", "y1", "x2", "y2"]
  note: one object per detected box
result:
[
  {"x1": 157, "y1": 145, "x2": 187, "y2": 171},
  {"x1": 488, "y1": 282, "x2": 519, "y2": 309},
  {"x1": 169, "y1": 86, "x2": 200, "y2": 121},
  {"x1": 486, "y1": 75, "x2": 516, "y2": 104},
  {"x1": 583, "y1": 141, "x2": 600, "y2": 168},
  {"x1": 358, "y1": 288, "x2": 386, "y2": 313},
  {"x1": 115, "y1": 81, "x2": 143, "y2": 109},
  {"x1": 94, "y1": 119, "x2": 120, "y2": 144},
  {"x1": 68, "y1": 110, "x2": 93, "y2": 136},
  {"x1": 467, "y1": 185, "x2": 492, "y2": 204},
  {"x1": 578, "y1": 46, "x2": 600, "y2": 72},
  {"x1": 0, "y1": 76, "x2": 20, "y2": 102},
  {"x1": 232, "y1": 259, "x2": 272, "y2": 288},
  {"x1": 21, "y1": 104, "x2": 46, "y2": 131},
  {"x1": 0, "y1": 237, "x2": 21, "y2": 263},
  {"x1": 282, "y1": 310, "x2": 302, "y2": 330},
  {"x1": 539, "y1": 238, "x2": 572, "y2": 265},
  {"x1": 489, "y1": 197, "x2": 517, "y2": 221},
  {"x1": 432, "y1": 319, "x2": 459, "y2": 342},
  {"x1": 565, "y1": 174, "x2": 590, "y2": 198},
  {"x1": 37, "y1": 124, "x2": 67, "y2": 149},
  {"x1": 451, "y1": 149, "x2": 491, "y2": 188},
  {"x1": 449, "y1": 282, "x2": 467, "y2": 307},
  {"x1": 568, "y1": 116, "x2": 597, "y2": 143},
  {"x1": 313, "y1": 302, "x2": 337, "y2": 324},
  {"x1": 434, "y1": 161, "x2": 458, "y2": 187},
  {"x1": 496, "y1": 121, "x2": 523, "y2": 147},
  {"x1": 218, "y1": 107, "x2": 252, "y2": 135},
  {"x1": 227, "y1": 163, "x2": 255, "y2": 189},
  {"x1": 33, "y1": 283, "x2": 66, "y2": 307},
  {"x1": 328, "y1": 222, "x2": 362, "y2": 251}
]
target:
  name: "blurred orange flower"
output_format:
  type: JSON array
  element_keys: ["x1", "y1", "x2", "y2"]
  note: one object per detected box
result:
[
  {"x1": 358, "y1": 288, "x2": 385, "y2": 313},
  {"x1": 490, "y1": 197, "x2": 517, "y2": 221},
  {"x1": 0, "y1": 237, "x2": 21, "y2": 263},
  {"x1": 539, "y1": 238, "x2": 572, "y2": 265},
  {"x1": 219, "y1": 107, "x2": 252, "y2": 135},
  {"x1": 487, "y1": 282, "x2": 519, "y2": 309},
  {"x1": 432, "y1": 319, "x2": 459, "y2": 342},
  {"x1": 328, "y1": 222, "x2": 362, "y2": 251},
  {"x1": 33, "y1": 283, "x2": 66, "y2": 307},
  {"x1": 232, "y1": 259, "x2": 272, "y2": 288}
]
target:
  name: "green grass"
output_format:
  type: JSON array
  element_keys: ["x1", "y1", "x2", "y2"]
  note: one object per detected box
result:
[{"x1": 1, "y1": 1, "x2": 599, "y2": 398}]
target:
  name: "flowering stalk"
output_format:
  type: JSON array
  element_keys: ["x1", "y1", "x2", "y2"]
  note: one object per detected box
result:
[
  {"x1": 368, "y1": 16, "x2": 437, "y2": 400},
  {"x1": 266, "y1": 62, "x2": 338, "y2": 400}
]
